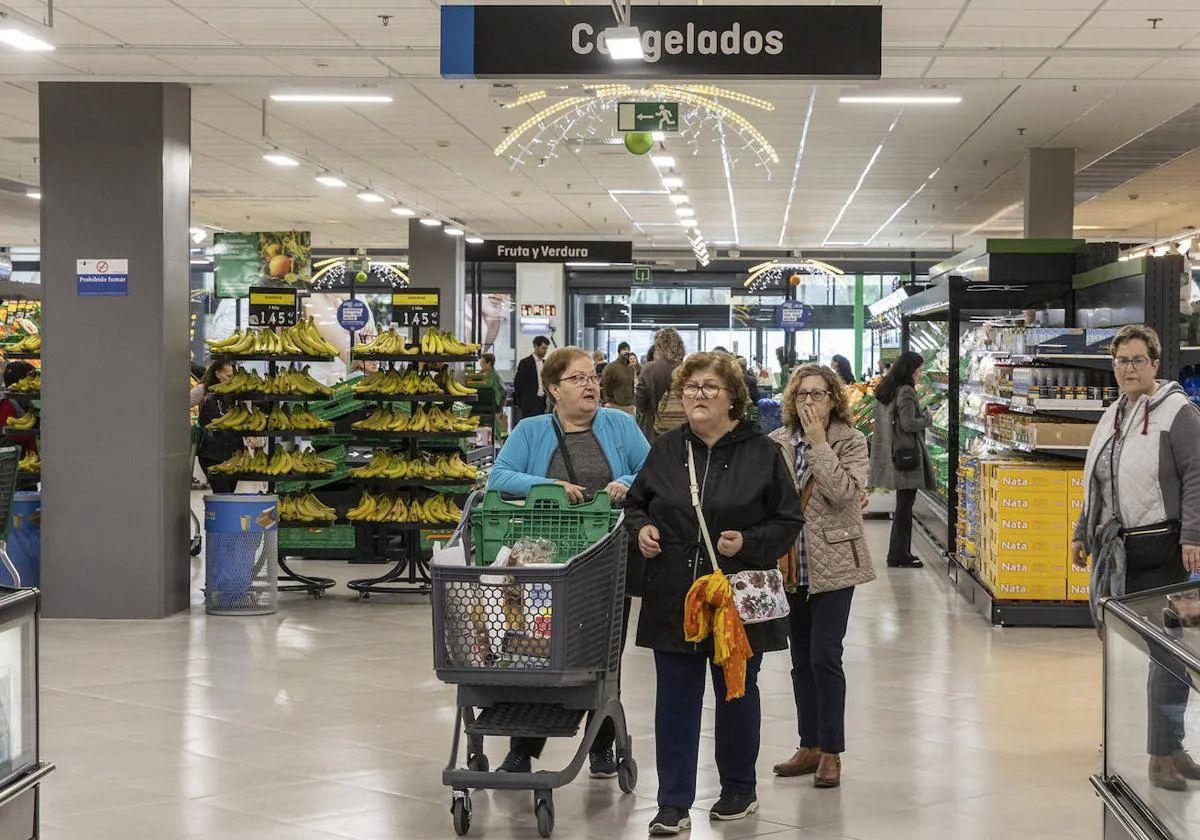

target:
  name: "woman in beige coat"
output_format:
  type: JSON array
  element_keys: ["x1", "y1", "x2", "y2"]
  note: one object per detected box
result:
[{"x1": 768, "y1": 364, "x2": 875, "y2": 789}]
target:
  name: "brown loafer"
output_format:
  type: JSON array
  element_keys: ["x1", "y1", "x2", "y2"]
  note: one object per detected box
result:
[
  {"x1": 773, "y1": 746, "x2": 820, "y2": 777},
  {"x1": 814, "y1": 752, "x2": 841, "y2": 788},
  {"x1": 1151, "y1": 756, "x2": 1188, "y2": 791},
  {"x1": 1173, "y1": 750, "x2": 1200, "y2": 781}
]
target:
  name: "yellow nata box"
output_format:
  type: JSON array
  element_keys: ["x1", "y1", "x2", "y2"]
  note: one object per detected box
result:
[
  {"x1": 990, "y1": 464, "x2": 1070, "y2": 490},
  {"x1": 990, "y1": 511, "x2": 1074, "y2": 535},
  {"x1": 987, "y1": 576, "x2": 1067, "y2": 601},
  {"x1": 992, "y1": 495, "x2": 1069, "y2": 513},
  {"x1": 1067, "y1": 472, "x2": 1087, "y2": 496},
  {"x1": 1067, "y1": 561, "x2": 1091, "y2": 601},
  {"x1": 989, "y1": 534, "x2": 1069, "y2": 559},
  {"x1": 992, "y1": 556, "x2": 1068, "y2": 578}
]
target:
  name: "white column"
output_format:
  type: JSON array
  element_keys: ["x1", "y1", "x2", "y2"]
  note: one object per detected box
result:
[{"x1": 516, "y1": 263, "x2": 566, "y2": 348}]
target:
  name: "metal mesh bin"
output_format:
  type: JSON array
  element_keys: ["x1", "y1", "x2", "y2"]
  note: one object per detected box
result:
[{"x1": 203, "y1": 494, "x2": 279, "y2": 616}]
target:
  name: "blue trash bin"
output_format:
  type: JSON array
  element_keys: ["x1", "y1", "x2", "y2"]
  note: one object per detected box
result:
[
  {"x1": 4, "y1": 492, "x2": 39, "y2": 588},
  {"x1": 203, "y1": 494, "x2": 278, "y2": 615}
]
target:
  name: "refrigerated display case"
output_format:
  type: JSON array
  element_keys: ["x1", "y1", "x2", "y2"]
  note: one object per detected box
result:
[
  {"x1": 1094, "y1": 581, "x2": 1200, "y2": 840},
  {"x1": 0, "y1": 587, "x2": 51, "y2": 840}
]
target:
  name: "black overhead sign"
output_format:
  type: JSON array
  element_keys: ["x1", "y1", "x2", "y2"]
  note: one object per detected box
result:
[
  {"x1": 440, "y1": 5, "x2": 881, "y2": 79},
  {"x1": 467, "y1": 240, "x2": 633, "y2": 264}
]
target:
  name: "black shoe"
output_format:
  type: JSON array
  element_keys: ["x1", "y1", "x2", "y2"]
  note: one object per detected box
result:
[
  {"x1": 888, "y1": 557, "x2": 924, "y2": 568},
  {"x1": 648, "y1": 806, "x2": 691, "y2": 835},
  {"x1": 589, "y1": 748, "x2": 618, "y2": 779},
  {"x1": 709, "y1": 793, "x2": 759, "y2": 821},
  {"x1": 497, "y1": 751, "x2": 531, "y2": 774}
]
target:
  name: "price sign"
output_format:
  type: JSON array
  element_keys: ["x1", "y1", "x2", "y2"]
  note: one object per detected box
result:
[
  {"x1": 777, "y1": 300, "x2": 812, "y2": 330},
  {"x1": 392, "y1": 288, "x2": 441, "y2": 327},
  {"x1": 248, "y1": 286, "x2": 298, "y2": 328}
]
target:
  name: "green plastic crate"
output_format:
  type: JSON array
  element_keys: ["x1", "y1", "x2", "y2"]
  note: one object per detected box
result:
[
  {"x1": 469, "y1": 484, "x2": 619, "y2": 567},
  {"x1": 278, "y1": 523, "x2": 356, "y2": 550}
]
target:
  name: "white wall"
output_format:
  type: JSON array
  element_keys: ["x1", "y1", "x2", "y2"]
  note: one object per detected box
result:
[{"x1": 515, "y1": 263, "x2": 565, "y2": 352}]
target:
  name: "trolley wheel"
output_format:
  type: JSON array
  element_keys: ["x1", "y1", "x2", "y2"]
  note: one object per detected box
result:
[
  {"x1": 360, "y1": 592, "x2": 371, "y2": 600},
  {"x1": 467, "y1": 753, "x2": 489, "y2": 773},
  {"x1": 617, "y1": 757, "x2": 638, "y2": 794},
  {"x1": 534, "y1": 797, "x2": 554, "y2": 838},
  {"x1": 451, "y1": 794, "x2": 471, "y2": 836},
  {"x1": 311, "y1": 589, "x2": 324, "y2": 600}
]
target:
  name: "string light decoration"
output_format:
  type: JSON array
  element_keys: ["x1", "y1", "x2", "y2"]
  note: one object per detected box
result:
[
  {"x1": 310, "y1": 257, "x2": 411, "y2": 290},
  {"x1": 494, "y1": 84, "x2": 778, "y2": 173},
  {"x1": 742, "y1": 259, "x2": 844, "y2": 293}
]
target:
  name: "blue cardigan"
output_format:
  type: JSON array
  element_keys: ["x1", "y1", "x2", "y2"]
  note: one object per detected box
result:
[{"x1": 488, "y1": 408, "x2": 650, "y2": 497}]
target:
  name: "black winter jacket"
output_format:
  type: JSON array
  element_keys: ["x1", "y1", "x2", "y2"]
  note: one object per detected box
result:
[{"x1": 624, "y1": 421, "x2": 803, "y2": 654}]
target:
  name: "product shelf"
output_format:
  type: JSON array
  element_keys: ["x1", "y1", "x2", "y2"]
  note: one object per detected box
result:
[
  {"x1": 349, "y1": 429, "x2": 474, "y2": 440},
  {"x1": 2, "y1": 427, "x2": 37, "y2": 437},
  {"x1": 214, "y1": 472, "x2": 336, "y2": 483},
  {"x1": 219, "y1": 392, "x2": 333, "y2": 403},
  {"x1": 219, "y1": 429, "x2": 334, "y2": 438},
  {"x1": 946, "y1": 554, "x2": 1093, "y2": 628},
  {"x1": 219, "y1": 353, "x2": 336, "y2": 363},
  {"x1": 351, "y1": 353, "x2": 479, "y2": 363},
  {"x1": 350, "y1": 392, "x2": 477, "y2": 404},
  {"x1": 349, "y1": 476, "x2": 477, "y2": 489},
  {"x1": 3, "y1": 352, "x2": 39, "y2": 360}
]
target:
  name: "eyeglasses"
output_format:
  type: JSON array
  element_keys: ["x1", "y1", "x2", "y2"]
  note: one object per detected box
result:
[
  {"x1": 795, "y1": 389, "x2": 830, "y2": 402},
  {"x1": 682, "y1": 383, "x2": 725, "y2": 399},
  {"x1": 1113, "y1": 356, "x2": 1152, "y2": 371},
  {"x1": 558, "y1": 373, "x2": 600, "y2": 388}
]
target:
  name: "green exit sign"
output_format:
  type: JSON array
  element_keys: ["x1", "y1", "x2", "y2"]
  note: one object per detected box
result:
[
  {"x1": 633, "y1": 265, "x2": 652, "y2": 284},
  {"x1": 617, "y1": 102, "x2": 679, "y2": 133}
]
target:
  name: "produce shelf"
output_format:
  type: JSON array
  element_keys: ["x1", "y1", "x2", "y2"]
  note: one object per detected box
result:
[
  {"x1": 946, "y1": 554, "x2": 1093, "y2": 628},
  {"x1": 215, "y1": 472, "x2": 336, "y2": 483},
  {"x1": 351, "y1": 353, "x2": 479, "y2": 363},
  {"x1": 2, "y1": 427, "x2": 38, "y2": 437},
  {"x1": 218, "y1": 428, "x2": 334, "y2": 437},
  {"x1": 349, "y1": 429, "x2": 474, "y2": 440},
  {"x1": 3, "y1": 352, "x2": 39, "y2": 360},
  {"x1": 348, "y1": 476, "x2": 476, "y2": 488},
  {"x1": 3, "y1": 392, "x2": 38, "y2": 399},
  {"x1": 218, "y1": 392, "x2": 333, "y2": 403},
  {"x1": 347, "y1": 519, "x2": 459, "y2": 530},
  {"x1": 217, "y1": 353, "x2": 336, "y2": 363},
  {"x1": 278, "y1": 520, "x2": 339, "y2": 530},
  {"x1": 350, "y1": 392, "x2": 477, "y2": 404}
]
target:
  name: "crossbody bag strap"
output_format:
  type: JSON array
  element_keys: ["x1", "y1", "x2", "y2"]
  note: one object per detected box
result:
[
  {"x1": 551, "y1": 416, "x2": 581, "y2": 487},
  {"x1": 687, "y1": 442, "x2": 722, "y2": 574}
]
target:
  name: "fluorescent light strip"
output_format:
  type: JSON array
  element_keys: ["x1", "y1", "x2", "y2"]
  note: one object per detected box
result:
[
  {"x1": 822, "y1": 110, "x2": 903, "y2": 246},
  {"x1": 263, "y1": 152, "x2": 299, "y2": 167},
  {"x1": 965, "y1": 202, "x2": 1021, "y2": 237},
  {"x1": 271, "y1": 93, "x2": 393, "y2": 103},
  {"x1": 840, "y1": 95, "x2": 960, "y2": 105},
  {"x1": 717, "y1": 118, "x2": 740, "y2": 246},
  {"x1": 609, "y1": 189, "x2": 669, "y2": 196},
  {"x1": 864, "y1": 182, "x2": 927, "y2": 246},
  {"x1": 651, "y1": 155, "x2": 675, "y2": 168},
  {"x1": 0, "y1": 29, "x2": 54, "y2": 51},
  {"x1": 778, "y1": 85, "x2": 817, "y2": 247}
]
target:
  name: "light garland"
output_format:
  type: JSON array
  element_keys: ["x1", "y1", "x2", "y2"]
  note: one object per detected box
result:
[{"x1": 743, "y1": 259, "x2": 845, "y2": 293}]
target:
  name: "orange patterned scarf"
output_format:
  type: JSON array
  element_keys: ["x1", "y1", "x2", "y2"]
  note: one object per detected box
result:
[{"x1": 683, "y1": 569, "x2": 754, "y2": 700}]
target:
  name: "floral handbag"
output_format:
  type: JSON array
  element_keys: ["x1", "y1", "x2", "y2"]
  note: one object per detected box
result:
[{"x1": 687, "y1": 443, "x2": 790, "y2": 625}]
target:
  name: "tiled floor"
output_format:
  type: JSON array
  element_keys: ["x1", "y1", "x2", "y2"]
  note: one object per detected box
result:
[{"x1": 36, "y1": 520, "x2": 1105, "y2": 839}]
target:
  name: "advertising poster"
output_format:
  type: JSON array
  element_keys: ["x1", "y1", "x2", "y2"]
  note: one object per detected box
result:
[{"x1": 213, "y1": 231, "x2": 312, "y2": 298}]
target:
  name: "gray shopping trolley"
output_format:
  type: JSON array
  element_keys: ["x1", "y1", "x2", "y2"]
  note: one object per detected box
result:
[
  {"x1": 431, "y1": 486, "x2": 636, "y2": 837},
  {"x1": 0, "y1": 446, "x2": 26, "y2": 586}
]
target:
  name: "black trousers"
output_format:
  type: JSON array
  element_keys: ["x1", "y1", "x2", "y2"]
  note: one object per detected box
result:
[
  {"x1": 1125, "y1": 531, "x2": 1190, "y2": 757},
  {"x1": 510, "y1": 596, "x2": 632, "y2": 758},
  {"x1": 654, "y1": 650, "x2": 762, "y2": 809},
  {"x1": 787, "y1": 586, "x2": 855, "y2": 754},
  {"x1": 887, "y1": 488, "x2": 917, "y2": 564}
]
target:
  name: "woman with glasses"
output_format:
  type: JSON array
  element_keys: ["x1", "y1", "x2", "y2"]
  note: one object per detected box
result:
[
  {"x1": 486, "y1": 345, "x2": 650, "y2": 778},
  {"x1": 867, "y1": 350, "x2": 932, "y2": 568},
  {"x1": 625, "y1": 352, "x2": 802, "y2": 835},
  {"x1": 769, "y1": 364, "x2": 874, "y2": 789},
  {"x1": 1073, "y1": 324, "x2": 1200, "y2": 791}
]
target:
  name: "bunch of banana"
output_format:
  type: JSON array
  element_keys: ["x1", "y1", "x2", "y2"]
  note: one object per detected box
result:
[
  {"x1": 279, "y1": 492, "x2": 337, "y2": 524},
  {"x1": 9, "y1": 372, "x2": 40, "y2": 393},
  {"x1": 409, "y1": 494, "x2": 464, "y2": 524},
  {"x1": 416, "y1": 406, "x2": 478, "y2": 432},
  {"x1": 352, "y1": 407, "x2": 410, "y2": 432},
  {"x1": 205, "y1": 319, "x2": 338, "y2": 358},
  {"x1": 351, "y1": 368, "x2": 443, "y2": 396},
  {"x1": 207, "y1": 405, "x2": 268, "y2": 432},
  {"x1": 210, "y1": 447, "x2": 336, "y2": 476},
  {"x1": 5, "y1": 411, "x2": 37, "y2": 430},
  {"x1": 290, "y1": 448, "x2": 338, "y2": 474},
  {"x1": 434, "y1": 453, "x2": 479, "y2": 479},
  {"x1": 210, "y1": 448, "x2": 268, "y2": 474},
  {"x1": 439, "y1": 371, "x2": 478, "y2": 397},
  {"x1": 420, "y1": 329, "x2": 481, "y2": 356},
  {"x1": 350, "y1": 451, "x2": 480, "y2": 481},
  {"x1": 209, "y1": 369, "x2": 269, "y2": 395},
  {"x1": 270, "y1": 365, "x2": 333, "y2": 397},
  {"x1": 6, "y1": 333, "x2": 41, "y2": 354},
  {"x1": 349, "y1": 449, "x2": 412, "y2": 479},
  {"x1": 282, "y1": 405, "x2": 334, "y2": 431},
  {"x1": 346, "y1": 491, "x2": 462, "y2": 524},
  {"x1": 17, "y1": 450, "x2": 40, "y2": 473},
  {"x1": 353, "y1": 327, "x2": 419, "y2": 357}
]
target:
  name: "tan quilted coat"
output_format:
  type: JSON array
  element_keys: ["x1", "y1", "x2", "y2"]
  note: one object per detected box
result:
[{"x1": 769, "y1": 420, "x2": 877, "y2": 594}]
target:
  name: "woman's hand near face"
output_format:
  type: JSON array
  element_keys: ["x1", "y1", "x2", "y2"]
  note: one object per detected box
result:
[{"x1": 800, "y1": 404, "x2": 827, "y2": 445}]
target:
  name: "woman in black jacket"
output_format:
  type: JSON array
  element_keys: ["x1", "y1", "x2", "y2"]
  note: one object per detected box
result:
[
  {"x1": 625, "y1": 352, "x2": 802, "y2": 836},
  {"x1": 196, "y1": 360, "x2": 243, "y2": 493}
]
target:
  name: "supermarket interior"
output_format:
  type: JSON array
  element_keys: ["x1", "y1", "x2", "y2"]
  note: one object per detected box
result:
[{"x1": 1, "y1": 1, "x2": 1200, "y2": 839}]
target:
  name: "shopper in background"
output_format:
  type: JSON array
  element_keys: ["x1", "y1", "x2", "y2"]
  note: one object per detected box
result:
[
  {"x1": 625, "y1": 352, "x2": 802, "y2": 835},
  {"x1": 0, "y1": 361, "x2": 35, "y2": 454},
  {"x1": 1072, "y1": 324, "x2": 1200, "y2": 791},
  {"x1": 830, "y1": 355, "x2": 856, "y2": 385},
  {"x1": 593, "y1": 349, "x2": 607, "y2": 377},
  {"x1": 601, "y1": 342, "x2": 638, "y2": 415},
  {"x1": 635, "y1": 327, "x2": 687, "y2": 441},
  {"x1": 512, "y1": 335, "x2": 551, "y2": 426},
  {"x1": 867, "y1": 350, "x2": 931, "y2": 568},
  {"x1": 769, "y1": 364, "x2": 874, "y2": 789},
  {"x1": 478, "y1": 352, "x2": 507, "y2": 437},
  {"x1": 487, "y1": 345, "x2": 650, "y2": 778},
  {"x1": 196, "y1": 360, "x2": 241, "y2": 493},
  {"x1": 736, "y1": 356, "x2": 760, "y2": 404}
]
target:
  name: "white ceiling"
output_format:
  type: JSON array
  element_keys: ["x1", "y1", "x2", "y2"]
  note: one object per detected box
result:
[{"x1": 0, "y1": 0, "x2": 1198, "y2": 252}]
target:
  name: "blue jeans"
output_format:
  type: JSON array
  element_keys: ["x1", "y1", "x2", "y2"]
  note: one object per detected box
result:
[{"x1": 653, "y1": 650, "x2": 762, "y2": 809}]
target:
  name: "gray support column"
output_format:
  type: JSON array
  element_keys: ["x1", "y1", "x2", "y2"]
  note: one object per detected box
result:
[
  {"x1": 1024, "y1": 147, "x2": 1075, "y2": 239},
  {"x1": 39, "y1": 83, "x2": 191, "y2": 619},
  {"x1": 407, "y1": 219, "x2": 464, "y2": 333}
]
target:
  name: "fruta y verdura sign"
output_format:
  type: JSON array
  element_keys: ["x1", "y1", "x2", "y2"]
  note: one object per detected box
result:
[
  {"x1": 467, "y1": 240, "x2": 633, "y2": 264},
  {"x1": 441, "y1": 5, "x2": 881, "y2": 79}
]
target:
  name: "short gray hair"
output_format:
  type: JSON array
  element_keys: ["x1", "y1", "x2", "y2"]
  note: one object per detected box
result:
[{"x1": 1111, "y1": 324, "x2": 1162, "y2": 361}]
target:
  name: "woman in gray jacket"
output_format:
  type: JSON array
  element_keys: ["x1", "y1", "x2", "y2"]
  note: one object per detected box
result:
[{"x1": 866, "y1": 351, "x2": 933, "y2": 568}]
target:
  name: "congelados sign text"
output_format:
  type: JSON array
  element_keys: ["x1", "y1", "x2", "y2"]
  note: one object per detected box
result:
[{"x1": 571, "y1": 22, "x2": 783, "y2": 63}]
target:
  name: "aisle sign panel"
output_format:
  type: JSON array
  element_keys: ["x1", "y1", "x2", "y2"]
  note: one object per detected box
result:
[
  {"x1": 777, "y1": 300, "x2": 812, "y2": 329},
  {"x1": 393, "y1": 288, "x2": 441, "y2": 327},
  {"x1": 248, "y1": 286, "x2": 298, "y2": 327},
  {"x1": 336, "y1": 299, "x2": 370, "y2": 332},
  {"x1": 618, "y1": 102, "x2": 679, "y2": 133},
  {"x1": 441, "y1": 5, "x2": 881, "y2": 79},
  {"x1": 76, "y1": 258, "x2": 128, "y2": 296},
  {"x1": 467, "y1": 239, "x2": 632, "y2": 264}
]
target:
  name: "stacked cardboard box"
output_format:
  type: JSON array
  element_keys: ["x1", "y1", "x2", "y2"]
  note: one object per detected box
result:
[
  {"x1": 977, "y1": 460, "x2": 1084, "y2": 601},
  {"x1": 1066, "y1": 471, "x2": 1090, "y2": 601}
]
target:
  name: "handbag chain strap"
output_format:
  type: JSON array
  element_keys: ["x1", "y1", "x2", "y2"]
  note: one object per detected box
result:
[{"x1": 687, "y1": 442, "x2": 723, "y2": 575}]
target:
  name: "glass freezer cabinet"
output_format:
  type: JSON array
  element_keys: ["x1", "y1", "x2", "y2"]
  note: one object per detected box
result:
[
  {"x1": 0, "y1": 588, "x2": 52, "y2": 840},
  {"x1": 1094, "y1": 581, "x2": 1200, "y2": 839}
]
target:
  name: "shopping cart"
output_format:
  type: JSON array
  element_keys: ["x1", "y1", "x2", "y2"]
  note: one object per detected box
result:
[{"x1": 431, "y1": 485, "x2": 635, "y2": 837}]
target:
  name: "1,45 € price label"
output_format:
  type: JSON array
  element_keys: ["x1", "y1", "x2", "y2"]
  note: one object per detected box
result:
[
  {"x1": 248, "y1": 286, "x2": 298, "y2": 328},
  {"x1": 392, "y1": 288, "x2": 441, "y2": 327}
]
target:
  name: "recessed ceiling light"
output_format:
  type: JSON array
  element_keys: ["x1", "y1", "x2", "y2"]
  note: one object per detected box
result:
[
  {"x1": 315, "y1": 172, "x2": 346, "y2": 188},
  {"x1": 603, "y1": 26, "x2": 645, "y2": 61},
  {"x1": 465, "y1": 236, "x2": 485, "y2": 245},
  {"x1": 190, "y1": 227, "x2": 207, "y2": 243},
  {"x1": 839, "y1": 94, "x2": 961, "y2": 105},
  {"x1": 680, "y1": 219, "x2": 698, "y2": 228},
  {"x1": 390, "y1": 206, "x2": 416, "y2": 217},
  {"x1": 676, "y1": 207, "x2": 695, "y2": 217},
  {"x1": 651, "y1": 131, "x2": 665, "y2": 141},
  {"x1": 566, "y1": 262, "x2": 612, "y2": 268},
  {"x1": 263, "y1": 151, "x2": 300, "y2": 167},
  {"x1": 0, "y1": 29, "x2": 53, "y2": 52},
  {"x1": 271, "y1": 92, "x2": 393, "y2": 104},
  {"x1": 25, "y1": 189, "x2": 39, "y2": 200},
  {"x1": 651, "y1": 155, "x2": 675, "y2": 168},
  {"x1": 669, "y1": 194, "x2": 690, "y2": 205},
  {"x1": 420, "y1": 217, "x2": 442, "y2": 226},
  {"x1": 357, "y1": 188, "x2": 385, "y2": 203},
  {"x1": 444, "y1": 227, "x2": 465, "y2": 236},
  {"x1": 662, "y1": 176, "x2": 684, "y2": 189}
]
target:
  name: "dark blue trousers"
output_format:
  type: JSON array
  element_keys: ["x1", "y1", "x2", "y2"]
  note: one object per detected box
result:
[{"x1": 653, "y1": 650, "x2": 762, "y2": 809}]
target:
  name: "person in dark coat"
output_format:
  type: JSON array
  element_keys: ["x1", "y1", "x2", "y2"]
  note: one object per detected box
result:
[
  {"x1": 625, "y1": 351, "x2": 802, "y2": 836},
  {"x1": 736, "y1": 355, "x2": 759, "y2": 405},
  {"x1": 512, "y1": 335, "x2": 551, "y2": 425},
  {"x1": 196, "y1": 360, "x2": 243, "y2": 493},
  {"x1": 866, "y1": 351, "x2": 932, "y2": 568},
  {"x1": 830, "y1": 355, "x2": 856, "y2": 385}
]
